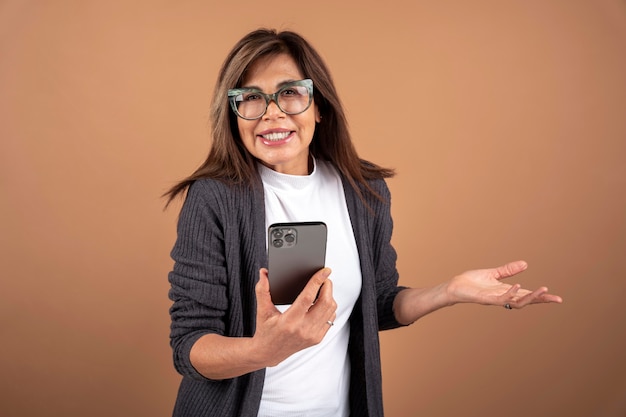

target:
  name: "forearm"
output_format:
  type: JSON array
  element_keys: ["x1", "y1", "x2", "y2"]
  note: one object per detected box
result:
[
  {"x1": 190, "y1": 333, "x2": 266, "y2": 380},
  {"x1": 393, "y1": 283, "x2": 454, "y2": 325}
]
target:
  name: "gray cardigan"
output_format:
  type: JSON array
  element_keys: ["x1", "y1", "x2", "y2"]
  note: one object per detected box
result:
[{"x1": 168, "y1": 173, "x2": 406, "y2": 416}]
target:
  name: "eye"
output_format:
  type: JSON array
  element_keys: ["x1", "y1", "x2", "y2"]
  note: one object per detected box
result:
[
  {"x1": 241, "y1": 92, "x2": 262, "y2": 102},
  {"x1": 280, "y1": 86, "x2": 307, "y2": 97},
  {"x1": 280, "y1": 88, "x2": 296, "y2": 96}
]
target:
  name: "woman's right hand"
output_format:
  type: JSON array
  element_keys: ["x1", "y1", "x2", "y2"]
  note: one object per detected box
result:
[
  {"x1": 252, "y1": 267, "x2": 337, "y2": 367},
  {"x1": 189, "y1": 267, "x2": 336, "y2": 380}
]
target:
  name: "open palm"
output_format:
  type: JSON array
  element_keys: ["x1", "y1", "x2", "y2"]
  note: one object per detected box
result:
[{"x1": 446, "y1": 261, "x2": 563, "y2": 309}]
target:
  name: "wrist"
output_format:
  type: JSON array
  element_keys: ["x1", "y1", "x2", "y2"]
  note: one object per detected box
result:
[{"x1": 442, "y1": 280, "x2": 459, "y2": 306}]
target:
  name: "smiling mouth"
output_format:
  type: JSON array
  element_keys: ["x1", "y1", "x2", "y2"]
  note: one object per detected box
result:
[{"x1": 260, "y1": 131, "x2": 292, "y2": 142}]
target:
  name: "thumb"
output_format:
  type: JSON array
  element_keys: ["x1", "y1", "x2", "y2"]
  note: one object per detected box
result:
[
  {"x1": 495, "y1": 260, "x2": 528, "y2": 280},
  {"x1": 255, "y1": 268, "x2": 277, "y2": 317},
  {"x1": 292, "y1": 267, "x2": 332, "y2": 313}
]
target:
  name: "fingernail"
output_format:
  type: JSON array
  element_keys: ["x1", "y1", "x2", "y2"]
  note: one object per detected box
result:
[{"x1": 322, "y1": 267, "x2": 331, "y2": 277}]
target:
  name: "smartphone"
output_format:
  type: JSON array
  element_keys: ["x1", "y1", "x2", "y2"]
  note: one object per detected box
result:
[{"x1": 267, "y1": 221, "x2": 327, "y2": 305}]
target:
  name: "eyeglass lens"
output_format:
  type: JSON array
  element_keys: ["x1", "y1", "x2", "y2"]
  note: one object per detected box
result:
[{"x1": 233, "y1": 84, "x2": 310, "y2": 119}]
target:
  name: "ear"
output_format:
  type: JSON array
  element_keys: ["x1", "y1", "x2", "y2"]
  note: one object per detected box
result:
[{"x1": 315, "y1": 104, "x2": 321, "y2": 123}]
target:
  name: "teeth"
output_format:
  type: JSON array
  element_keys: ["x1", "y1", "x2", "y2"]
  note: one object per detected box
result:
[{"x1": 262, "y1": 131, "x2": 290, "y2": 141}]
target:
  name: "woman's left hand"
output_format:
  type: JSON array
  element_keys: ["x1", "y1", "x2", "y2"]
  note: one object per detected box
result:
[{"x1": 446, "y1": 260, "x2": 563, "y2": 309}]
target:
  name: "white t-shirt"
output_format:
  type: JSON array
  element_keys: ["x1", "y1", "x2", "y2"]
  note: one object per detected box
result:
[{"x1": 257, "y1": 159, "x2": 362, "y2": 417}]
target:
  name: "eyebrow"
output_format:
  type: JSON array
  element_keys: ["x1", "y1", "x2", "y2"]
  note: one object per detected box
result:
[{"x1": 240, "y1": 79, "x2": 299, "y2": 91}]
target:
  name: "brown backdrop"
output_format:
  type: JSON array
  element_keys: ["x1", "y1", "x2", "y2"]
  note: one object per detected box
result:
[{"x1": 1, "y1": 1, "x2": 625, "y2": 416}]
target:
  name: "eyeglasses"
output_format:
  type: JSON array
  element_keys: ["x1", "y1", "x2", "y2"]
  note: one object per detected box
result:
[{"x1": 228, "y1": 79, "x2": 313, "y2": 120}]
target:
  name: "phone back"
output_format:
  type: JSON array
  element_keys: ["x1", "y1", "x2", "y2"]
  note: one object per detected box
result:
[{"x1": 267, "y1": 222, "x2": 327, "y2": 305}]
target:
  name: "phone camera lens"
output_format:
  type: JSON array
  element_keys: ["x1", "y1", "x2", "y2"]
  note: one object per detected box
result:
[
  {"x1": 272, "y1": 239, "x2": 283, "y2": 248},
  {"x1": 284, "y1": 233, "x2": 295, "y2": 243},
  {"x1": 272, "y1": 229, "x2": 284, "y2": 239}
]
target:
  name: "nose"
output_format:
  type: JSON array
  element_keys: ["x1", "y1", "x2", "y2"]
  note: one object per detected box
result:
[{"x1": 263, "y1": 98, "x2": 283, "y2": 119}]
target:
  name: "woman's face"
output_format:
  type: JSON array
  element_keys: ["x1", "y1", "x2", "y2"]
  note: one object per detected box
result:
[{"x1": 235, "y1": 53, "x2": 320, "y2": 175}]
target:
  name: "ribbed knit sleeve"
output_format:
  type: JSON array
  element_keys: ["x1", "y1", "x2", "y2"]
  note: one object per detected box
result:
[
  {"x1": 168, "y1": 180, "x2": 230, "y2": 380},
  {"x1": 345, "y1": 177, "x2": 408, "y2": 331},
  {"x1": 368, "y1": 179, "x2": 408, "y2": 331}
]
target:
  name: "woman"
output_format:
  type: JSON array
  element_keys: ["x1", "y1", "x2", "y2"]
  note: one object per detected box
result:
[{"x1": 164, "y1": 28, "x2": 562, "y2": 417}]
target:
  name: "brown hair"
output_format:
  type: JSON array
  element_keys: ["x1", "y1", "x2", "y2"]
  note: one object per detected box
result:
[{"x1": 163, "y1": 28, "x2": 394, "y2": 207}]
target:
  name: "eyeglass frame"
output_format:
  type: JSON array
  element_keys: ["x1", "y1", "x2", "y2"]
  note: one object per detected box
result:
[{"x1": 227, "y1": 79, "x2": 314, "y2": 120}]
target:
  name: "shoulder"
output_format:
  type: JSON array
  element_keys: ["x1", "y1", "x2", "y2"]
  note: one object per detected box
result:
[
  {"x1": 366, "y1": 177, "x2": 391, "y2": 197},
  {"x1": 319, "y1": 159, "x2": 391, "y2": 194},
  {"x1": 183, "y1": 178, "x2": 261, "y2": 216},
  {"x1": 188, "y1": 178, "x2": 258, "y2": 199},
  {"x1": 349, "y1": 175, "x2": 392, "y2": 206}
]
